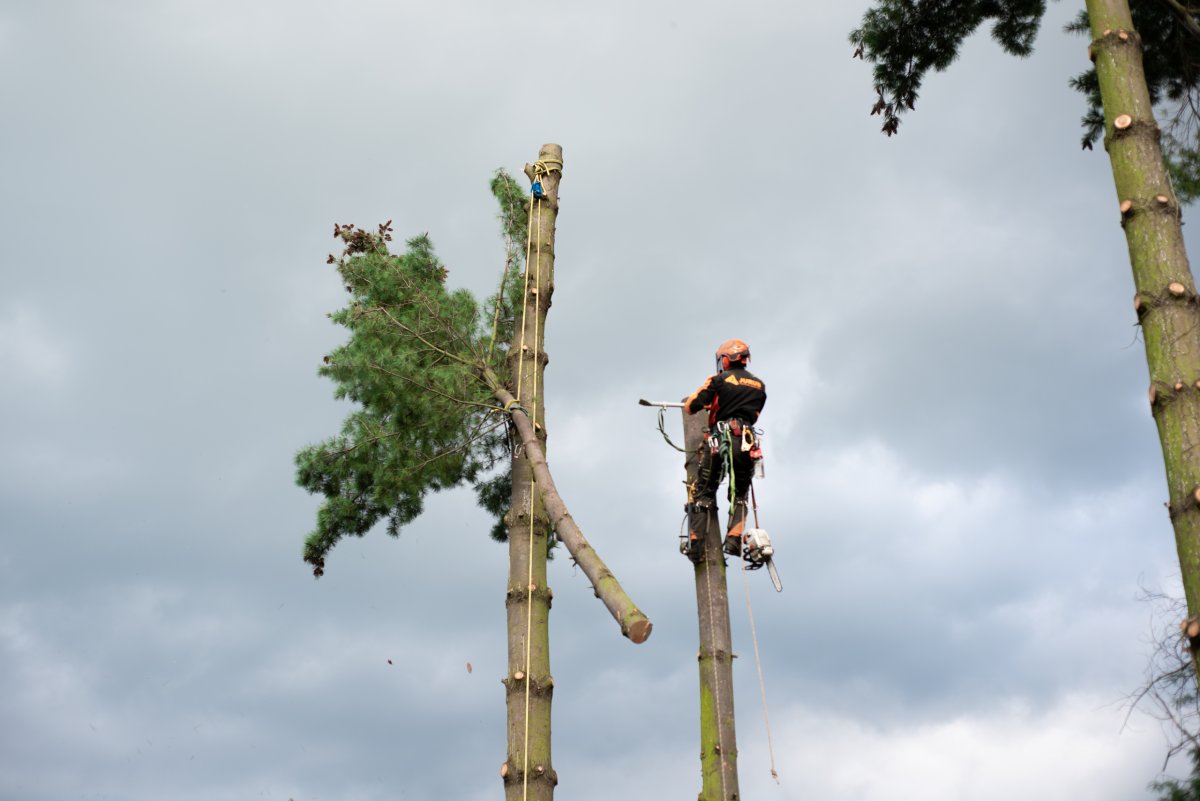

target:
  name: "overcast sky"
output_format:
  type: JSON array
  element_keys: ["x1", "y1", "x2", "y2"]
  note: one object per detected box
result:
[{"x1": 1, "y1": 1, "x2": 1193, "y2": 799}]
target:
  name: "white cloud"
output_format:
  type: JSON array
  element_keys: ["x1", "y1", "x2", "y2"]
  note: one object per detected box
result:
[{"x1": 743, "y1": 694, "x2": 1164, "y2": 801}]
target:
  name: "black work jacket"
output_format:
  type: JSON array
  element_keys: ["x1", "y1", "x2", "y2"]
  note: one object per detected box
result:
[{"x1": 684, "y1": 367, "x2": 767, "y2": 428}]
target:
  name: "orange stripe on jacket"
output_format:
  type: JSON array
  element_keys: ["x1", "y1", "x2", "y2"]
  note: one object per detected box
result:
[{"x1": 684, "y1": 374, "x2": 718, "y2": 415}]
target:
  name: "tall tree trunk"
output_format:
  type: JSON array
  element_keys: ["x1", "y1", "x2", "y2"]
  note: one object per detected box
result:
[
  {"x1": 1087, "y1": 0, "x2": 1200, "y2": 672},
  {"x1": 683, "y1": 410, "x2": 740, "y2": 801},
  {"x1": 500, "y1": 144, "x2": 562, "y2": 801}
]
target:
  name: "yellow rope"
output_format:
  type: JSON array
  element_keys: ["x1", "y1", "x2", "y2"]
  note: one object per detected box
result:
[
  {"x1": 518, "y1": 183, "x2": 545, "y2": 801},
  {"x1": 515, "y1": 192, "x2": 534, "y2": 402},
  {"x1": 532, "y1": 158, "x2": 563, "y2": 177}
]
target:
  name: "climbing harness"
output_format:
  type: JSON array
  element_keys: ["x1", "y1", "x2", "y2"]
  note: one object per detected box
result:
[{"x1": 637, "y1": 400, "x2": 777, "y2": 580}]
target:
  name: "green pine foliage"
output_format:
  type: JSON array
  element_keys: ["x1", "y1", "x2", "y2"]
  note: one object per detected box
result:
[
  {"x1": 295, "y1": 172, "x2": 533, "y2": 576},
  {"x1": 1155, "y1": 750, "x2": 1200, "y2": 801},
  {"x1": 849, "y1": 0, "x2": 1045, "y2": 136},
  {"x1": 850, "y1": 0, "x2": 1200, "y2": 201}
]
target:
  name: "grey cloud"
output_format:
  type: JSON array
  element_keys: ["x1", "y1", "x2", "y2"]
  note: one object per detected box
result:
[{"x1": 0, "y1": 0, "x2": 1187, "y2": 797}]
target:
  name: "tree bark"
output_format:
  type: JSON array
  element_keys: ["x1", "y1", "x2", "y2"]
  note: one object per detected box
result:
[
  {"x1": 1088, "y1": 0, "x2": 1200, "y2": 678},
  {"x1": 500, "y1": 143, "x2": 562, "y2": 801},
  {"x1": 683, "y1": 410, "x2": 740, "y2": 801}
]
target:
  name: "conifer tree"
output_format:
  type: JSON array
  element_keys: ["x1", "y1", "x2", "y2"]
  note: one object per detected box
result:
[
  {"x1": 850, "y1": 1, "x2": 1200, "y2": 199},
  {"x1": 851, "y1": 0, "x2": 1200, "y2": 680},
  {"x1": 295, "y1": 146, "x2": 650, "y2": 799}
]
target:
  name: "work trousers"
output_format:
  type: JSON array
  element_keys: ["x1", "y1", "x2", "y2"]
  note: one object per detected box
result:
[{"x1": 688, "y1": 423, "x2": 756, "y2": 542}]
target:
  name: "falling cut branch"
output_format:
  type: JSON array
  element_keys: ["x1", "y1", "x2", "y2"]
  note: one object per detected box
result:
[{"x1": 484, "y1": 366, "x2": 652, "y2": 644}]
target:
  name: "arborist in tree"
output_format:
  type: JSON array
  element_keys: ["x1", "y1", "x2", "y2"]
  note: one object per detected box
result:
[{"x1": 683, "y1": 338, "x2": 767, "y2": 561}]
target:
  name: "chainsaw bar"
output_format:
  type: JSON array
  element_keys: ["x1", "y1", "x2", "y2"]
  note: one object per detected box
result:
[{"x1": 765, "y1": 559, "x2": 782, "y2": 593}]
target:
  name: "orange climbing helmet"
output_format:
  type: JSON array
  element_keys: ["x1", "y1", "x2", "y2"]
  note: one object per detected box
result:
[{"x1": 715, "y1": 339, "x2": 751, "y2": 371}]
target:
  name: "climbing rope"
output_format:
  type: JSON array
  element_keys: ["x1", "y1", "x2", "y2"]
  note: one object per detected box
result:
[
  {"x1": 515, "y1": 164, "x2": 553, "y2": 801},
  {"x1": 740, "y1": 483, "x2": 780, "y2": 784},
  {"x1": 723, "y1": 428, "x2": 781, "y2": 784}
]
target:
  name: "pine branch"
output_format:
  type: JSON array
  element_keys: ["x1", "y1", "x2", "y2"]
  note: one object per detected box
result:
[
  {"x1": 367, "y1": 304, "x2": 479, "y2": 369},
  {"x1": 390, "y1": 268, "x2": 488, "y2": 364},
  {"x1": 1154, "y1": 0, "x2": 1200, "y2": 41},
  {"x1": 364, "y1": 362, "x2": 499, "y2": 411}
]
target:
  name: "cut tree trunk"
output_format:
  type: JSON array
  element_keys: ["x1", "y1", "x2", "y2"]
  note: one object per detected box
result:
[
  {"x1": 1087, "y1": 0, "x2": 1200, "y2": 678},
  {"x1": 683, "y1": 409, "x2": 740, "y2": 801},
  {"x1": 494, "y1": 145, "x2": 652, "y2": 801},
  {"x1": 500, "y1": 143, "x2": 562, "y2": 801}
]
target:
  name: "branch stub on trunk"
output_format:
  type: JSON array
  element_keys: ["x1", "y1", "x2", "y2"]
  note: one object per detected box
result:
[
  {"x1": 1150, "y1": 384, "x2": 1159, "y2": 406},
  {"x1": 1114, "y1": 114, "x2": 1133, "y2": 130},
  {"x1": 1169, "y1": 282, "x2": 1187, "y2": 296},
  {"x1": 1120, "y1": 199, "x2": 1134, "y2": 215}
]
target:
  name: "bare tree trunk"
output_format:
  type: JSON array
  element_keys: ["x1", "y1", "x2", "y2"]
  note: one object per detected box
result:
[
  {"x1": 1087, "y1": 0, "x2": 1200, "y2": 677},
  {"x1": 500, "y1": 144, "x2": 562, "y2": 801},
  {"x1": 683, "y1": 410, "x2": 740, "y2": 801}
]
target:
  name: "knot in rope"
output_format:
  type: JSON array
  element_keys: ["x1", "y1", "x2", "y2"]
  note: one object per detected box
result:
[{"x1": 532, "y1": 158, "x2": 563, "y2": 177}]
